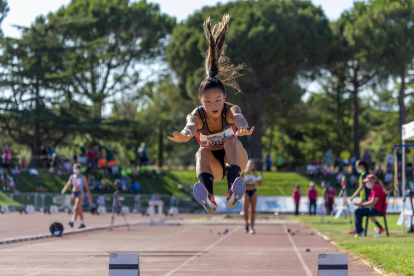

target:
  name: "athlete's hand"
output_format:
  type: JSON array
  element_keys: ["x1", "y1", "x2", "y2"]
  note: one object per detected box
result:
[
  {"x1": 236, "y1": 127, "x2": 254, "y2": 137},
  {"x1": 88, "y1": 194, "x2": 92, "y2": 202},
  {"x1": 167, "y1": 131, "x2": 191, "y2": 143}
]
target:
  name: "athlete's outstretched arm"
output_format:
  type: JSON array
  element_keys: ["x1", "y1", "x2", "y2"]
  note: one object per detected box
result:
[
  {"x1": 229, "y1": 105, "x2": 254, "y2": 137},
  {"x1": 167, "y1": 114, "x2": 202, "y2": 143}
]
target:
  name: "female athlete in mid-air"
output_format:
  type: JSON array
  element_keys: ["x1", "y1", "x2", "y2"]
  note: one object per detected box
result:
[
  {"x1": 61, "y1": 163, "x2": 92, "y2": 228},
  {"x1": 168, "y1": 14, "x2": 254, "y2": 213}
]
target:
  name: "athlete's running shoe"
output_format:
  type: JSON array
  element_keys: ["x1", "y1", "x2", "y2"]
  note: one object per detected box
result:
[
  {"x1": 245, "y1": 224, "x2": 249, "y2": 233},
  {"x1": 226, "y1": 177, "x2": 246, "y2": 209},
  {"x1": 347, "y1": 229, "x2": 356, "y2": 235},
  {"x1": 68, "y1": 221, "x2": 74, "y2": 228},
  {"x1": 378, "y1": 227, "x2": 385, "y2": 235},
  {"x1": 78, "y1": 224, "x2": 86, "y2": 229},
  {"x1": 249, "y1": 228, "x2": 256, "y2": 234},
  {"x1": 193, "y1": 182, "x2": 217, "y2": 214}
]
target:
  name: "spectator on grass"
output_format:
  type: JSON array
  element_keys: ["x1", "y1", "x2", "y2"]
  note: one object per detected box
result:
[
  {"x1": 292, "y1": 185, "x2": 301, "y2": 216},
  {"x1": 72, "y1": 146, "x2": 78, "y2": 163},
  {"x1": 350, "y1": 160, "x2": 370, "y2": 203},
  {"x1": 322, "y1": 182, "x2": 332, "y2": 215},
  {"x1": 275, "y1": 153, "x2": 283, "y2": 171},
  {"x1": 128, "y1": 147, "x2": 137, "y2": 167},
  {"x1": 265, "y1": 154, "x2": 272, "y2": 171},
  {"x1": 87, "y1": 147, "x2": 96, "y2": 170},
  {"x1": 384, "y1": 170, "x2": 394, "y2": 189},
  {"x1": 352, "y1": 174, "x2": 387, "y2": 237},
  {"x1": 306, "y1": 164, "x2": 316, "y2": 178},
  {"x1": 350, "y1": 174, "x2": 358, "y2": 187},
  {"x1": 325, "y1": 149, "x2": 333, "y2": 168},
  {"x1": 363, "y1": 150, "x2": 372, "y2": 168},
  {"x1": 129, "y1": 181, "x2": 141, "y2": 193},
  {"x1": 307, "y1": 182, "x2": 317, "y2": 216},
  {"x1": 100, "y1": 174, "x2": 112, "y2": 191},
  {"x1": 8, "y1": 176, "x2": 16, "y2": 192},
  {"x1": 138, "y1": 142, "x2": 149, "y2": 168},
  {"x1": 20, "y1": 156, "x2": 27, "y2": 171}
]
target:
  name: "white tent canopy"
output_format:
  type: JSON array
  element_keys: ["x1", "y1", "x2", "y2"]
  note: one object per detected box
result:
[{"x1": 402, "y1": 121, "x2": 414, "y2": 141}]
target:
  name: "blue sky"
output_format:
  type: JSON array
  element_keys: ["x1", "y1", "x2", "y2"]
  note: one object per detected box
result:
[{"x1": 3, "y1": 0, "x2": 361, "y2": 38}]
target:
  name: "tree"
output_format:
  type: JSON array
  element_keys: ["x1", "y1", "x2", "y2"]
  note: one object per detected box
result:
[
  {"x1": 0, "y1": 0, "x2": 9, "y2": 36},
  {"x1": 0, "y1": 17, "x2": 83, "y2": 167},
  {"x1": 323, "y1": 2, "x2": 378, "y2": 158},
  {"x1": 51, "y1": 0, "x2": 175, "y2": 118},
  {"x1": 167, "y1": 0, "x2": 332, "y2": 163},
  {"x1": 352, "y1": 0, "x2": 414, "y2": 137}
]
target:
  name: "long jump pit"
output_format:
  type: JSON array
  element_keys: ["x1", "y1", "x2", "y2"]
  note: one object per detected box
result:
[{"x1": 0, "y1": 213, "x2": 377, "y2": 275}]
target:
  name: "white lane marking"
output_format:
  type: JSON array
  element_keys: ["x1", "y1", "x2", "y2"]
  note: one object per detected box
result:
[
  {"x1": 164, "y1": 226, "x2": 241, "y2": 276},
  {"x1": 24, "y1": 256, "x2": 94, "y2": 276},
  {"x1": 282, "y1": 224, "x2": 313, "y2": 276}
]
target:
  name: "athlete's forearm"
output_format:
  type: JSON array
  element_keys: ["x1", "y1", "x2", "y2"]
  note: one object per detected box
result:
[
  {"x1": 233, "y1": 114, "x2": 248, "y2": 129},
  {"x1": 182, "y1": 123, "x2": 197, "y2": 137}
]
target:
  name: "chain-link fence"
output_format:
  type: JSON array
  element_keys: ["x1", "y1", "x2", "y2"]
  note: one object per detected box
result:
[{"x1": 3, "y1": 192, "x2": 201, "y2": 213}]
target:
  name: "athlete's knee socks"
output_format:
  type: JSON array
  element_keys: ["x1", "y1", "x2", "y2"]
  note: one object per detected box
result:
[
  {"x1": 225, "y1": 165, "x2": 241, "y2": 190},
  {"x1": 375, "y1": 221, "x2": 383, "y2": 229},
  {"x1": 197, "y1": 172, "x2": 214, "y2": 195}
]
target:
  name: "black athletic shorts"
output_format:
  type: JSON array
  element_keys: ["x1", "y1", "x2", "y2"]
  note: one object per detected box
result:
[{"x1": 212, "y1": 149, "x2": 226, "y2": 180}]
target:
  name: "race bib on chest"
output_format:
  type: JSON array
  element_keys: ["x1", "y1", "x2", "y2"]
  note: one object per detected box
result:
[{"x1": 199, "y1": 128, "x2": 235, "y2": 146}]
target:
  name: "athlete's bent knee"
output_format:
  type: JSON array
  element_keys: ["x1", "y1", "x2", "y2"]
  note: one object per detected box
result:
[
  {"x1": 223, "y1": 137, "x2": 237, "y2": 149},
  {"x1": 196, "y1": 147, "x2": 212, "y2": 160}
]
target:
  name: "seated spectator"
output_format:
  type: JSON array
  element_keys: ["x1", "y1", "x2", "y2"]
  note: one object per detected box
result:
[
  {"x1": 100, "y1": 174, "x2": 112, "y2": 191},
  {"x1": 119, "y1": 175, "x2": 130, "y2": 191},
  {"x1": 20, "y1": 156, "x2": 27, "y2": 171},
  {"x1": 36, "y1": 185, "x2": 48, "y2": 193},
  {"x1": 64, "y1": 160, "x2": 72, "y2": 175},
  {"x1": 98, "y1": 157, "x2": 108, "y2": 173},
  {"x1": 129, "y1": 181, "x2": 141, "y2": 193},
  {"x1": 336, "y1": 172, "x2": 344, "y2": 186},
  {"x1": 384, "y1": 170, "x2": 394, "y2": 189},
  {"x1": 316, "y1": 165, "x2": 324, "y2": 178},
  {"x1": 108, "y1": 159, "x2": 118, "y2": 175},
  {"x1": 350, "y1": 174, "x2": 358, "y2": 187},
  {"x1": 306, "y1": 164, "x2": 316, "y2": 178},
  {"x1": 352, "y1": 174, "x2": 387, "y2": 237},
  {"x1": 96, "y1": 195, "x2": 105, "y2": 207},
  {"x1": 88, "y1": 175, "x2": 96, "y2": 190},
  {"x1": 2, "y1": 169, "x2": 9, "y2": 191}
]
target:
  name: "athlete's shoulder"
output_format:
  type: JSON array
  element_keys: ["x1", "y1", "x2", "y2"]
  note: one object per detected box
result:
[{"x1": 189, "y1": 107, "x2": 201, "y2": 117}]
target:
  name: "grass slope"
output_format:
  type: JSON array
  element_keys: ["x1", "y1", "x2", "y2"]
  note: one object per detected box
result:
[
  {"x1": 11, "y1": 170, "x2": 320, "y2": 196},
  {"x1": 292, "y1": 215, "x2": 414, "y2": 276}
]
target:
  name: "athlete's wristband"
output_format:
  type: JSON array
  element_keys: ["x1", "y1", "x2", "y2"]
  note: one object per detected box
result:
[{"x1": 181, "y1": 129, "x2": 192, "y2": 137}]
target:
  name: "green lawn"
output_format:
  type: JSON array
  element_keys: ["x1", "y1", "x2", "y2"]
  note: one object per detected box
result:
[
  {"x1": 172, "y1": 170, "x2": 323, "y2": 196},
  {"x1": 291, "y1": 215, "x2": 414, "y2": 276},
  {"x1": 11, "y1": 170, "x2": 321, "y2": 196}
]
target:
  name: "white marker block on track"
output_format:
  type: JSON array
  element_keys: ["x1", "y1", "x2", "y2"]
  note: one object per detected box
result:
[
  {"x1": 318, "y1": 254, "x2": 348, "y2": 276},
  {"x1": 109, "y1": 253, "x2": 139, "y2": 276}
]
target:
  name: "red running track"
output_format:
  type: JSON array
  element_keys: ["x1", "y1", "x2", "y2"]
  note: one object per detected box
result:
[{"x1": 0, "y1": 216, "x2": 376, "y2": 276}]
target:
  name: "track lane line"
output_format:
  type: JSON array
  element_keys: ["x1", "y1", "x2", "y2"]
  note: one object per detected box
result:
[
  {"x1": 24, "y1": 256, "x2": 95, "y2": 276},
  {"x1": 164, "y1": 226, "x2": 241, "y2": 276},
  {"x1": 282, "y1": 223, "x2": 313, "y2": 276}
]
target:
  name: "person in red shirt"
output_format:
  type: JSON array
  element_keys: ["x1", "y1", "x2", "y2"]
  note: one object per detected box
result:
[
  {"x1": 352, "y1": 174, "x2": 387, "y2": 236},
  {"x1": 307, "y1": 182, "x2": 318, "y2": 215},
  {"x1": 292, "y1": 185, "x2": 301, "y2": 216}
]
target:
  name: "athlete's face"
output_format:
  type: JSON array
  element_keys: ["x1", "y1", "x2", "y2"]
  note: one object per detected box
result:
[{"x1": 199, "y1": 89, "x2": 227, "y2": 118}]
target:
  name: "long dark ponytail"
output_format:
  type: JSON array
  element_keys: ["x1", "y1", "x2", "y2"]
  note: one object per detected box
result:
[{"x1": 199, "y1": 14, "x2": 244, "y2": 96}]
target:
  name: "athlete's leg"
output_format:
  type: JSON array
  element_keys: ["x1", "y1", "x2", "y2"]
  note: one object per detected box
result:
[
  {"x1": 194, "y1": 148, "x2": 223, "y2": 214},
  {"x1": 250, "y1": 191, "x2": 258, "y2": 232},
  {"x1": 223, "y1": 138, "x2": 248, "y2": 187},
  {"x1": 71, "y1": 194, "x2": 77, "y2": 222},
  {"x1": 243, "y1": 193, "x2": 251, "y2": 232},
  {"x1": 77, "y1": 193, "x2": 84, "y2": 222},
  {"x1": 196, "y1": 147, "x2": 223, "y2": 194}
]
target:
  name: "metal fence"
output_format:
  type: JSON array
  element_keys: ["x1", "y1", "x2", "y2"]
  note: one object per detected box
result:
[{"x1": 3, "y1": 193, "x2": 201, "y2": 214}]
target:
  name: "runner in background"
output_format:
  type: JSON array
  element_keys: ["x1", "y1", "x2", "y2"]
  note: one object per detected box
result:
[{"x1": 242, "y1": 160, "x2": 263, "y2": 234}]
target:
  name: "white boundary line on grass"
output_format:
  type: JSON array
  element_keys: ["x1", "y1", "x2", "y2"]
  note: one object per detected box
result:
[
  {"x1": 282, "y1": 223, "x2": 313, "y2": 276},
  {"x1": 164, "y1": 226, "x2": 241, "y2": 276}
]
